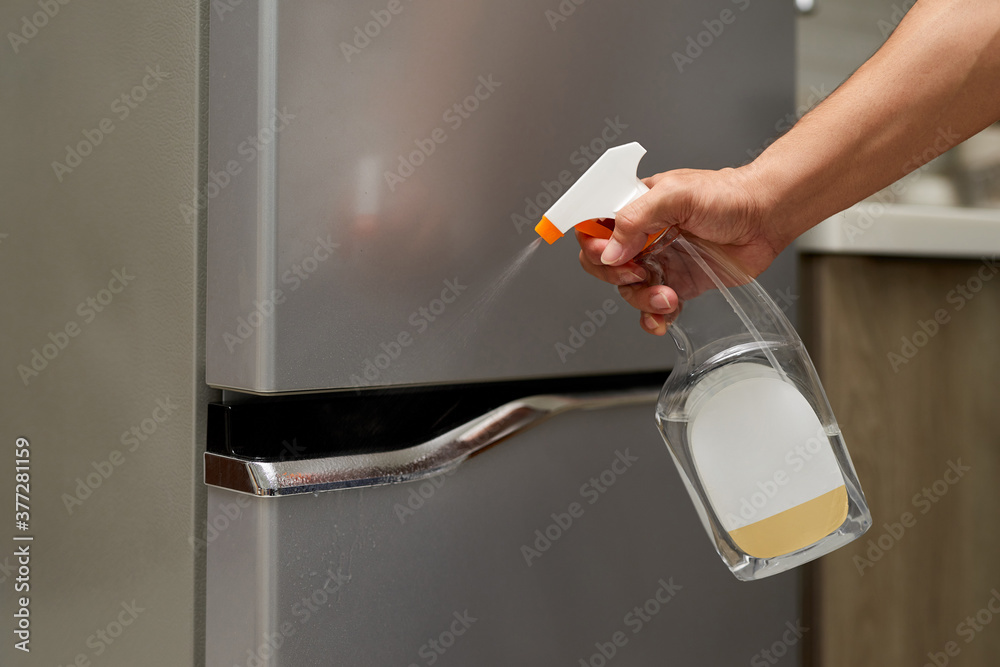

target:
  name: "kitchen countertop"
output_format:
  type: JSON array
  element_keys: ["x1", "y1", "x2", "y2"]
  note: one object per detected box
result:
[{"x1": 796, "y1": 203, "x2": 1000, "y2": 258}]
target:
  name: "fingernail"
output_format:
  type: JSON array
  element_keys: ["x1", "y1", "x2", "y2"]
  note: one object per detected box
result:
[
  {"x1": 623, "y1": 268, "x2": 646, "y2": 284},
  {"x1": 643, "y1": 314, "x2": 657, "y2": 331},
  {"x1": 651, "y1": 293, "x2": 672, "y2": 311},
  {"x1": 601, "y1": 239, "x2": 624, "y2": 265}
]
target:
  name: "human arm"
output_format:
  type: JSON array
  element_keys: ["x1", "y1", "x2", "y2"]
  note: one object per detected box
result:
[{"x1": 582, "y1": 0, "x2": 1000, "y2": 334}]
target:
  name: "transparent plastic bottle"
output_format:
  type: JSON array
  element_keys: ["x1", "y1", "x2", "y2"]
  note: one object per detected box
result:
[
  {"x1": 533, "y1": 141, "x2": 871, "y2": 580},
  {"x1": 637, "y1": 229, "x2": 871, "y2": 581}
]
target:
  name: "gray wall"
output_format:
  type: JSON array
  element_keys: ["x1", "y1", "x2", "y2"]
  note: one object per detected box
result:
[
  {"x1": 798, "y1": 0, "x2": 903, "y2": 103},
  {"x1": 0, "y1": 1, "x2": 208, "y2": 665}
]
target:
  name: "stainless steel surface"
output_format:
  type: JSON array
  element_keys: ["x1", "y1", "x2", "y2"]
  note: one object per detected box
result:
[
  {"x1": 207, "y1": 0, "x2": 797, "y2": 393},
  {"x1": 206, "y1": 402, "x2": 802, "y2": 666},
  {"x1": 206, "y1": 388, "x2": 658, "y2": 495},
  {"x1": 0, "y1": 1, "x2": 209, "y2": 665}
]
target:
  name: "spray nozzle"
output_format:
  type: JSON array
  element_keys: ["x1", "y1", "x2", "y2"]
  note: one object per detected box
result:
[{"x1": 534, "y1": 142, "x2": 653, "y2": 244}]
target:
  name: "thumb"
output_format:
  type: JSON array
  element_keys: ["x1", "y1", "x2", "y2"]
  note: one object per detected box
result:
[{"x1": 600, "y1": 188, "x2": 675, "y2": 266}]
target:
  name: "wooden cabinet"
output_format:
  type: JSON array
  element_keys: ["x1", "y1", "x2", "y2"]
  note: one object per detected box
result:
[{"x1": 800, "y1": 254, "x2": 1000, "y2": 666}]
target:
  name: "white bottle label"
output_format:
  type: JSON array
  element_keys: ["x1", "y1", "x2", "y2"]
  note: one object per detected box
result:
[{"x1": 687, "y1": 364, "x2": 846, "y2": 535}]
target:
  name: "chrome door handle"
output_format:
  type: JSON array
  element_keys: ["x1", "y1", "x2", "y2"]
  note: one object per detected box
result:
[{"x1": 204, "y1": 387, "x2": 658, "y2": 497}]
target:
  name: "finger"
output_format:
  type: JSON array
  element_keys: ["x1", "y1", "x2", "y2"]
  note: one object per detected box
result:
[
  {"x1": 641, "y1": 168, "x2": 696, "y2": 189},
  {"x1": 576, "y1": 228, "x2": 648, "y2": 284},
  {"x1": 575, "y1": 227, "x2": 610, "y2": 265},
  {"x1": 578, "y1": 251, "x2": 648, "y2": 286},
  {"x1": 640, "y1": 173, "x2": 668, "y2": 189},
  {"x1": 617, "y1": 284, "x2": 678, "y2": 314},
  {"x1": 640, "y1": 312, "x2": 667, "y2": 336},
  {"x1": 601, "y1": 194, "x2": 672, "y2": 266},
  {"x1": 602, "y1": 174, "x2": 695, "y2": 266}
]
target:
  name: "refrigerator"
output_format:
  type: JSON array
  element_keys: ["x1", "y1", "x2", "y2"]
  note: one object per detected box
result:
[{"x1": 204, "y1": 0, "x2": 802, "y2": 664}]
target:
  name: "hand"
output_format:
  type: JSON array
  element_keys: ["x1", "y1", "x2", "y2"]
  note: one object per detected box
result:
[{"x1": 576, "y1": 166, "x2": 785, "y2": 335}]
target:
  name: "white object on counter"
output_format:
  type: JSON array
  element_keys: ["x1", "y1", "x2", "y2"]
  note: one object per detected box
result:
[
  {"x1": 894, "y1": 174, "x2": 961, "y2": 208},
  {"x1": 797, "y1": 203, "x2": 1000, "y2": 258},
  {"x1": 956, "y1": 124, "x2": 1000, "y2": 172}
]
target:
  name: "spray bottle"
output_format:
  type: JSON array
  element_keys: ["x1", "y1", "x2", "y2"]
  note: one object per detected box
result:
[{"x1": 535, "y1": 142, "x2": 871, "y2": 581}]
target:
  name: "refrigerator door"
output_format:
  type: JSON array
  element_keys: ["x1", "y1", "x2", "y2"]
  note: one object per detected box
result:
[
  {"x1": 206, "y1": 0, "x2": 795, "y2": 393},
  {"x1": 205, "y1": 389, "x2": 800, "y2": 665}
]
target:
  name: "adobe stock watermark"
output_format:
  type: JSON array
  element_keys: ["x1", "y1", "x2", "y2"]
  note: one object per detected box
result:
[
  {"x1": 17, "y1": 267, "x2": 136, "y2": 386},
  {"x1": 222, "y1": 234, "x2": 338, "y2": 353},
  {"x1": 555, "y1": 298, "x2": 619, "y2": 363},
  {"x1": 521, "y1": 449, "x2": 639, "y2": 567},
  {"x1": 239, "y1": 566, "x2": 352, "y2": 667},
  {"x1": 921, "y1": 587, "x2": 1000, "y2": 667},
  {"x1": 722, "y1": 425, "x2": 829, "y2": 532},
  {"x1": 750, "y1": 619, "x2": 808, "y2": 666},
  {"x1": 190, "y1": 493, "x2": 253, "y2": 554},
  {"x1": 841, "y1": 126, "x2": 962, "y2": 244},
  {"x1": 291, "y1": 569, "x2": 352, "y2": 624},
  {"x1": 193, "y1": 440, "x2": 301, "y2": 552},
  {"x1": 853, "y1": 459, "x2": 970, "y2": 575},
  {"x1": 746, "y1": 85, "x2": 831, "y2": 162},
  {"x1": 672, "y1": 0, "x2": 752, "y2": 73},
  {"x1": 393, "y1": 467, "x2": 458, "y2": 524},
  {"x1": 51, "y1": 65, "x2": 171, "y2": 182},
  {"x1": 543, "y1": 0, "x2": 596, "y2": 32},
  {"x1": 877, "y1": 1, "x2": 916, "y2": 38},
  {"x1": 350, "y1": 277, "x2": 467, "y2": 386},
  {"x1": 393, "y1": 409, "x2": 517, "y2": 523},
  {"x1": 511, "y1": 116, "x2": 630, "y2": 235},
  {"x1": 56, "y1": 599, "x2": 145, "y2": 665},
  {"x1": 887, "y1": 257, "x2": 998, "y2": 373},
  {"x1": 61, "y1": 397, "x2": 178, "y2": 514},
  {"x1": 181, "y1": 107, "x2": 295, "y2": 225},
  {"x1": 12, "y1": 544, "x2": 30, "y2": 652},
  {"x1": 7, "y1": 0, "x2": 74, "y2": 55},
  {"x1": 384, "y1": 74, "x2": 501, "y2": 192},
  {"x1": 193, "y1": 495, "x2": 252, "y2": 551},
  {"x1": 772, "y1": 286, "x2": 798, "y2": 314},
  {"x1": 339, "y1": 0, "x2": 421, "y2": 63},
  {"x1": 394, "y1": 408, "x2": 522, "y2": 523},
  {"x1": 211, "y1": 0, "x2": 249, "y2": 21},
  {"x1": 405, "y1": 610, "x2": 477, "y2": 667},
  {"x1": 577, "y1": 577, "x2": 682, "y2": 667}
]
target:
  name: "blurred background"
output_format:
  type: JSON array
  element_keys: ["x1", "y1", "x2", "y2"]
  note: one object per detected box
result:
[
  {"x1": 799, "y1": 0, "x2": 1000, "y2": 209},
  {"x1": 1, "y1": 1, "x2": 998, "y2": 665}
]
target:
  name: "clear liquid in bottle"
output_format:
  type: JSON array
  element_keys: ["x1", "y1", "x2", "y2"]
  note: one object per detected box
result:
[{"x1": 640, "y1": 232, "x2": 871, "y2": 581}]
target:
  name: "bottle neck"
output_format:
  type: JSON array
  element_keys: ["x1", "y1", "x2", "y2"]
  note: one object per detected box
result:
[{"x1": 637, "y1": 225, "x2": 681, "y2": 256}]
